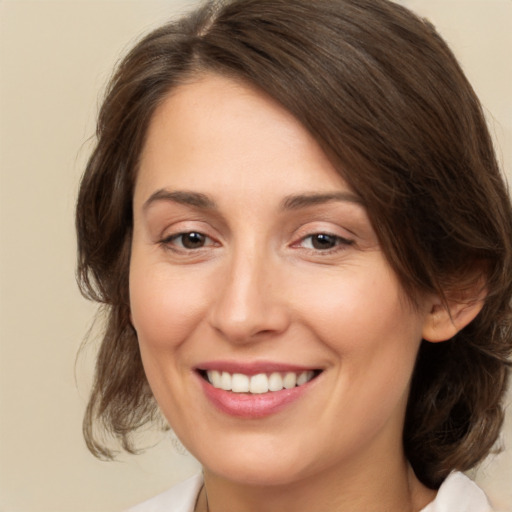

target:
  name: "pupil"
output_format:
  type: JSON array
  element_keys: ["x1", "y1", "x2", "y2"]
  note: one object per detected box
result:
[
  {"x1": 183, "y1": 232, "x2": 205, "y2": 249},
  {"x1": 312, "y1": 234, "x2": 336, "y2": 250}
]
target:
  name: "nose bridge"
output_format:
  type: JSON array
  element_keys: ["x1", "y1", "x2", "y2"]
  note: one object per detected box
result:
[{"x1": 209, "y1": 238, "x2": 288, "y2": 342}]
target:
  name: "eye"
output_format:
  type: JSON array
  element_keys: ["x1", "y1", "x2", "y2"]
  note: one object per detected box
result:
[
  {"x1": 299, "y1": 233, "x2": 353, "y2": 251},
  {"x1": 162, "y1": 231, "x2": 212, "y2": 250}
]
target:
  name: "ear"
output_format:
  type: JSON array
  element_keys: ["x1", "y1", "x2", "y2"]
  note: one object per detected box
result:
[{"x1": 422, "y1": 279, "x2": 487, "y2": 343}]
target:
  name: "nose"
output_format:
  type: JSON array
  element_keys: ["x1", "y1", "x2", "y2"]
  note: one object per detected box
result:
[{"x1": 208, "y1": 248, "x2": 290, "y2": 344}]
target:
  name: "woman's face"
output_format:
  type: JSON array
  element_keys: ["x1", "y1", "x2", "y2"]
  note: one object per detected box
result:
[{"x1": 130, "y1": 73, "x2": 433, "y2": 486}]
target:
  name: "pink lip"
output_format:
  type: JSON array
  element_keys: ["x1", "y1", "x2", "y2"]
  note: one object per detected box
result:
[{"x1": 194, "y1": 362, "x2": 321, "y2": 419}]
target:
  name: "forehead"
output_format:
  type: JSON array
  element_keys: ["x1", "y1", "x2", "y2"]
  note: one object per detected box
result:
[{"x1": 135, "y1": 73, "x2": 351, "y2": 207}]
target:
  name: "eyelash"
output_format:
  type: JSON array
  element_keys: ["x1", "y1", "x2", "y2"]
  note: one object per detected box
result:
[
  {"x1": 159, "y1": 231, "x2": 354, "y2": 254},
  {"x1": 294, "y1": 233, "x2": 354, "y2": 253},
  {"x1": 159, "y1": 232, "x2": 217, "y2": 252}
]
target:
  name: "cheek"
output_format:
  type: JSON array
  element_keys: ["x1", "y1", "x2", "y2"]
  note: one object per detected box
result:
[
  {"x1": 128, "y1": 257, "x2": 212, "y2": 425},
  {"x1": 290, "y1": 259, "x2": 423, "y2": 395},
  {"x1": 290, "y1": 259, "x2": 416, "y2": 344},
  {"x1": 129, "y1": 259, "x2": 210, "y2": 351}
]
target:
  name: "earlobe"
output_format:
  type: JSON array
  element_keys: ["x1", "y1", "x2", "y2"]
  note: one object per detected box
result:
[{"x1": 422, "y1": 288, "x2": 486, "y2": 343}]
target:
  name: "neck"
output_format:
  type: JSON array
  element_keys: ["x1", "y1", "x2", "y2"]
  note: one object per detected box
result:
[{"x1": 198, "y1": 454, "x2": 435, "y2": 512}]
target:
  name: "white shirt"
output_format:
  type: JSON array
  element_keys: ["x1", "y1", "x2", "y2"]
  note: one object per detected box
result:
[{"x1": 126, "y1": 471, "x2": 493, "y2": 512}]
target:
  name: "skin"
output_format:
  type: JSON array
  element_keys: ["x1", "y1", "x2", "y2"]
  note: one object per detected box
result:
[{"x1": 129, "y1": 73, "x2": 458, "y2": 512}]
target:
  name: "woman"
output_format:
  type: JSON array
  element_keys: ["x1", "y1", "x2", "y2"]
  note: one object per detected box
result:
[{"x1": 76, "y1": 0, "x2": 512, "y2": 510}]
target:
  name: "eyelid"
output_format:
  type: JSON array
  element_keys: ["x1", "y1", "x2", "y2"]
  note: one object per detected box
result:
[
  {"x1": 293, "y1": 232, "x2": 354, "y2": 249},
  {"x1": 156, "y1": 217, "x2": 218, "y2": 241},
  {"x1": 159, "y1": 231, "x2": 218, "y2": 249},
  {"x1": 291, "y1": 220, "x2": 355, "y2": 241},
  {"x1": 155, "y1": 218, "x2": 223, "y2": 255}
]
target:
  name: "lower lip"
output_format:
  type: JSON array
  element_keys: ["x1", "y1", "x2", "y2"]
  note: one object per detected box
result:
[{"x1": 197, "y1": 374, "x2": 316, "y2": 419}]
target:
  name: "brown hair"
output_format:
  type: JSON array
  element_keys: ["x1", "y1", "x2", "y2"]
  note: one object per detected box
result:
[{"x1": 76, "y1": 0, "x2": 512, "y2": 488}]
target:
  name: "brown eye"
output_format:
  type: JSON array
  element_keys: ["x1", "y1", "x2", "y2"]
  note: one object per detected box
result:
[
  {"x1": 297, "y1": 233, "x2": 354, "y2": 252},
  {"x1": 178, "y1": 232, "x2": 207, "y2": 249},
  {"x1": 311, "y1": 234, "x2": 338, "y2": 250},
  {"x1": 161, "y1": 231, "x2": 210, "y2": 250}
]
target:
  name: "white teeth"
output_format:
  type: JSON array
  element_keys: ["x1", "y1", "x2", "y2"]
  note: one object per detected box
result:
[
  {"x1": 297, "y1": 371, "x2": 311, "y2": 386},
  {"x1": 207, "y1": 370, "x2": 222, "y2": 388},
  {"x1": 205, "y1": 370, "x2": 316, "y2": 393},
  {"x1": 250, "y1": 373, "x2": 269, "y2": 394},
  {"x1": 268, "y1": 372, "x2": 283, "y2": 391},
  {"x1": 232, "y1": 373, "x2": 250, "y2": 392},
  {"x1": 283, "y1": 372, "x2": 297, "y2": 389},
  {"x1": 220, "y1": 371, "x2": 232, "y2": 391}
]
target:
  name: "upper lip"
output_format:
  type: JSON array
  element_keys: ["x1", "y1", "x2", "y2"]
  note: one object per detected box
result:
[{"x1": 196, "y1": 360, "x2": 321, "y2": 376}]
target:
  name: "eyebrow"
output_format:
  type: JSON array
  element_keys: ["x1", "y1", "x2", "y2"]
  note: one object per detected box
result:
[
  {"x1": 143, "y1": 189, "x2": 363, "y2": 213},
  {"x1": 143, "y1": 189, "x2": 217, "y2": 211},
  {"x1": 281, "y1": 192, "x2": 363, "y2": 210}
]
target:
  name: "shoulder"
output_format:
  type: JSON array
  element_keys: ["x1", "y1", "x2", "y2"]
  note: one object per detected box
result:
[
  {"x1": 420, "y1": 472, "x2": 493, "y2": 512},
  {"x1": 125, "y1": 474, "x2": 203, "y2": 512}
]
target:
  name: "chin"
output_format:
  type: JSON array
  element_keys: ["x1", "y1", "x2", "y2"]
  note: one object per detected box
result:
[
  {"x1": 191, "y1": 434, "x2": 328, "y2": 487},
  {"x1": 205, "y1": 458, "x2": 311, "y2": 487}
]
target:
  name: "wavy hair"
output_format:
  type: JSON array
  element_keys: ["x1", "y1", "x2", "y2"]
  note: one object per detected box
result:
[{"x1": 76, "y1": 0, "x2": 512, "y2": 488}]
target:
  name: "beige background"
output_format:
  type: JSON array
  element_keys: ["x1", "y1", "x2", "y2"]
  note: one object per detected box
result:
[{"x1": 0, "y1": 1, "x2": 511, "y2": 511}]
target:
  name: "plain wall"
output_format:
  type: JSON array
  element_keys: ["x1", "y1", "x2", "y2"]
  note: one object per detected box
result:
[{"x1": 0, "y1": 1, "x2": 511, "y2": 511}]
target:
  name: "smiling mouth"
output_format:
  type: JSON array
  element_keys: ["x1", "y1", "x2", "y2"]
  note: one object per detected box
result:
[{"x1": 198, "y1": 369, "x2": 322, "y2": 394}]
